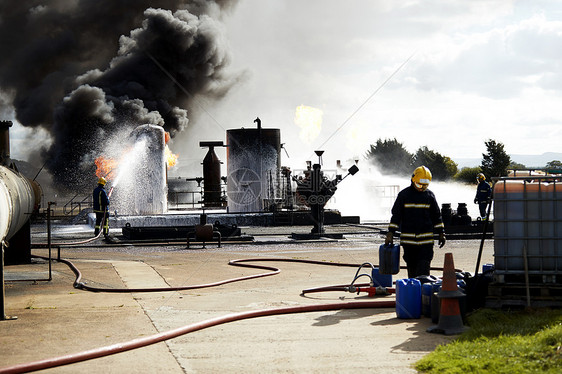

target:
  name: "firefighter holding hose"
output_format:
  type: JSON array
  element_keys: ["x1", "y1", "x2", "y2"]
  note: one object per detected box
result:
[
  {"x1": 474, "y1": 173, "x2": 492, "y2": 220},
  {"x1": 93, "y1": 177, "x2": 110, "y2": 239},
  {"x1": 385, "y1": 166, "x2": 446, "y2": 278}
]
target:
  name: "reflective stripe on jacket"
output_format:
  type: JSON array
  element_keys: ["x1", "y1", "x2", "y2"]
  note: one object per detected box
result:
[
  {"x1": 475, "y1": 181, "x2": 492, "y2": 203},
  {"x1": 93, "y1": 185, "x2": 109, "y2": 213},
  {"x1": 388, "y1": 184, "x2": 444, "y2": 245}
]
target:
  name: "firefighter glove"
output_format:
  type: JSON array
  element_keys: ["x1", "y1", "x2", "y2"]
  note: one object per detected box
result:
[
  {"x1": 438, "y1": 233, "x2": 446, "y2": 248},
  {"x1": 385, "y1": 232, "x2": 393, "y2": 246}
]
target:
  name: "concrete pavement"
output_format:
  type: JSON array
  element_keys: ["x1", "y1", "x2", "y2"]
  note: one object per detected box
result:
[{"x1": 1, "y1": 224, "x2": 494, "y2": 373}]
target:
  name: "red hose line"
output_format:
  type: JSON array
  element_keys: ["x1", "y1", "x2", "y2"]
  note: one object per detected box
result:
[
  {"x1": 0, "y1": 300, "x2": 395, "y2": 374},
  {"x1": 301, "y1": 283, "x2": 396, "y2": 295}
]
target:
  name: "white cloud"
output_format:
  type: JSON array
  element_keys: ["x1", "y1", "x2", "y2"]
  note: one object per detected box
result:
[
  {"x1": 9, "y1": 121, "x2": 52, "y2": 162},
  {"x1": 212, "y1": 0, "x2": 562, "y2": 170}
]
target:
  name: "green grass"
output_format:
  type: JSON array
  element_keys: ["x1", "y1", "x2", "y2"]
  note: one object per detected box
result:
[{"x1": 416, "y1": 308, "x2": 562, "y2": 373}]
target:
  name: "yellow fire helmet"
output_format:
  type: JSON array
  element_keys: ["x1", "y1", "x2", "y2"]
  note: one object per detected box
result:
[
  {"x1": 411, "y1": 166, "x2": 432, "y2": 191},
  {"x1": 98, "y1": 177, "x2": 107, "y2": 186},
  {"x1": 477, "y1": 173, "x2": 486, "y2": 182}
]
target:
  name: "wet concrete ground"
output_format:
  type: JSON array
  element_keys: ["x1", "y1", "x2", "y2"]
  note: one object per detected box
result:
[{"x1": 1, "y1": 223, "x2": 494, "y2": 373}]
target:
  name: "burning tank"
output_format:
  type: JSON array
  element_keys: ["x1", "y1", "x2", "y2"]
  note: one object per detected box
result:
[{"x1": 110, "y1": 124, "x2": 168, "y2": 216}]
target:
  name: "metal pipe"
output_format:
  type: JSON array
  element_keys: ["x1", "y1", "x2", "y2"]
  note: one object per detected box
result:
[
  {"x1": 522, "y1": 244, "x2": 531, "y2": 308},
  {"x1": 0, "y1": 121, "x2": 12, "y2": 166},
  {"x1": 47, "y1": 203, "x2": 53, "y2": 281},
  {"x1": 1, "y1": 241, "x2": 17, "y2": 320},
  {"x1": 474, "y1": 194, "x2": 493, "y2": 275}
]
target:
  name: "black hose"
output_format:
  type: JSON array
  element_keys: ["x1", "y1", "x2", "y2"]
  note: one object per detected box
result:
[
  {"x1": 33, "y1": 255, "x2": 457, "y2": 294},
  {"x1": 34, "y1": 255, "x2": 281, "y2": 293},
  {"x1": 474, "y1": 196, "x2": 494, "y2": 275}
]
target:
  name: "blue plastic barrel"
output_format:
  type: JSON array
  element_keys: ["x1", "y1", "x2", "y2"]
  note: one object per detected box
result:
[
  {"x1": 396, "y1": 278, "x2": 422, "y2": 319},
  {"x1": 421, "y1": 281, "x2": 441, "y2": 317},
  {"x1": 379, "y1": 243, "x2": 400, "y2": 274},
  {"x1": 372, "y1": 267, "x2": 392, "y2": 287},
  {"x1": 482, "y1": 263, "x2": 494, "y2": 273}
]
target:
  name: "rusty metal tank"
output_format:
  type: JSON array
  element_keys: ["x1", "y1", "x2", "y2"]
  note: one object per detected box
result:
[{"x1": 226, "y1": 118, "x2": 281, "y2": 212}]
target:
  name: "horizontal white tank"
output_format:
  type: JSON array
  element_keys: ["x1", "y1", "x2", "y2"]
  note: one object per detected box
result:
[{"x1": 0, "y1": 165, "x2": 40, "y2": 243}]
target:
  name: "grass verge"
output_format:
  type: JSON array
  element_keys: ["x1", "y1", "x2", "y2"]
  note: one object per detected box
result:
[{"x1": 416, "y1": 308, "x2": 562, "y2": 373}]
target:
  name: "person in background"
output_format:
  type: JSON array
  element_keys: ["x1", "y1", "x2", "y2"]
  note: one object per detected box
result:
[
  {"x1": 93, "y1": 177, "x2": 110, "y2": 239},
  {"x1": 474, "y1": 173, "x2": 492, "y2": 220},
  {"x1": 385, "y1": 166, "x2": 446, "y2": 278}
]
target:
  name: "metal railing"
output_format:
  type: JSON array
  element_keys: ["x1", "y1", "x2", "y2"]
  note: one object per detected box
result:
[{"x1": 63, "y1": 194, "x2": 92, "y2": 216}]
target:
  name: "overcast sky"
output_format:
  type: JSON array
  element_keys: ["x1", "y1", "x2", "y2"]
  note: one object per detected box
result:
[
  {"x1": 183, "y1": 0, "x2": 562, "y2": 170},
  {"x1": 8, "y1": 0, "x2": 562, "y2": 173}
]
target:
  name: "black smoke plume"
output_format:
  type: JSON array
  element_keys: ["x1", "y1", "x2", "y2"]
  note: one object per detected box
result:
[{"x1": 0, "y1": 0, "x2": 239, "y2": 191}]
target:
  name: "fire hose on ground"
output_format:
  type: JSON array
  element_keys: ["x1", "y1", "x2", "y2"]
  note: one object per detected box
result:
[
  {"x1": 1, "y1": 256, "x2": 403, "y2": 374},
  {"x1": 0, "y1": 300, "x2": 395, "y2": 374},
  {"x1": 1, "y1": 254, "x2": 459, "y2": 373}
]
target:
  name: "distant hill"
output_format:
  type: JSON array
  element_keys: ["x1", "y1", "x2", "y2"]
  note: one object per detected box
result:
[
  {"x1": 455, "y1": 152, "x2": 562, "y2": 169},
  {"x1": 510, "y1": 152, "x2": 562, "y2": 168}
]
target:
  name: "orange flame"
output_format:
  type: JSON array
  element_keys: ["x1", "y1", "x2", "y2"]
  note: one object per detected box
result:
[
  {"x1": 165, "y1": 145, "x2": 178, "y2": 168},
  {"x1": 294, "y1": 105, "x2": 323, "y2": 143},
  {"x1": 95, "y1": 156, "x2": 119, "y2": 180}
]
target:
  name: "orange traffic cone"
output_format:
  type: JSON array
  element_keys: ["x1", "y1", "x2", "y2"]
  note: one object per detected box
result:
[{"x1": 427, "y1": 253, "x2": 468, "y2": 335}]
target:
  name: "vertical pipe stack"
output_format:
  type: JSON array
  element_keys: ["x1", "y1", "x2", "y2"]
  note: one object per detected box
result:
[{"x1": 200, "y1": 141, "x2": 224, "y2": 207}]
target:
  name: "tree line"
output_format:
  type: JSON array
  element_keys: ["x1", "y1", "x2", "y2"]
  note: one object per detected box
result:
[{"x1": 365, "y1": 138, "x2": 561, "y2": 184}]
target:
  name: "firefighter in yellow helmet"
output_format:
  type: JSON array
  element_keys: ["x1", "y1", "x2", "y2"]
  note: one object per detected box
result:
[
  {"x1": 385, "y1": 166, "x2": 446, "y2": 278},
  {"x1": 93, "y1": 177, "x2": 110, "y2": 239},
  {"x1": 474, "y1": 173, "x2": 492, "y2": 220}
]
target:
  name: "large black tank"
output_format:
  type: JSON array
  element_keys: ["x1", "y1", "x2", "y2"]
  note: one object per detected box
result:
[{"x1": 226, "y1": 118, "x2": 281, "y2": 212}]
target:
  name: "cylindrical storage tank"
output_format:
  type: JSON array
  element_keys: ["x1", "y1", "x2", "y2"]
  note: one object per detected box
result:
[
  {"x1": 226, "y1": 127, "x2": 281, "y2": 212},
  {"x1": 112, "y1": 124, "x2": 167, "y2": 215},
  {"x1": 493, "y1": 178, "x2": 562, "y2": 282},
  {"x1": 0, "y1": 165, "x2": 40, "y2": 242}
]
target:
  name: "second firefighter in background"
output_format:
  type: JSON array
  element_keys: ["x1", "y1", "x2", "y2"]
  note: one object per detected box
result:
[
  {"x1": 93, "y1": 177, "x2": 110, "y2": 239},
  {"x1": 474, "y1": 173, "x2": 492, "y2": 220},
  {"x1": 385, "y1": 166, "x2": 446, "y2": 278}
]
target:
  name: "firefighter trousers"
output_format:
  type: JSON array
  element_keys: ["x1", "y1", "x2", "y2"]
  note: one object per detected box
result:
[
  {"x1": 95, "y1": 211, "x2": 109, "y2": 237},
  {"x1": 402, "y1": 243, "x2": 434, "y2": 278}
]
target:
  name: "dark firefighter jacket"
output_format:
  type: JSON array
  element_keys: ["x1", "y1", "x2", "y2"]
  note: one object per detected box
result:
[
  {"x1": 475, "y1": 180, "x2": 492, "y2": 203},
  {"x1": 388, "y1": 184, "x2": 444, "y2": 246},
  {"x1": 93, "y1": 185, "x2": 109, "y2": 213}
]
